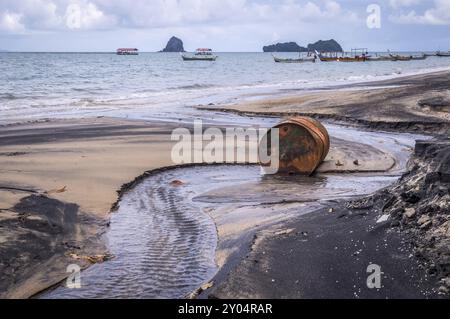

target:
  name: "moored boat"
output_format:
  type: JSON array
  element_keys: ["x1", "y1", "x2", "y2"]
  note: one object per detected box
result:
[
  {"x1": 389, "y1": 54, "x2": 412, "y2": 61},
  {"x1": 336, "y1": 56, "x2": 369, "y2": 62},
  {"x1": 316, "y1": 48, "x2": 370, "y2": 62},
  {"x1": 436, "y1": 51, "x2": 450, "y2": 57},
  {"x1": 411, "y1": 54, "x2": 427, "y2": 60},
  {"x1": 367, "y1": 55, "x2": 392, "y2": 62},
  {"x1": 117, "y1": 48, "x2": 139, "y2": 55},
  {"x1": 182, "y1": 48, "x2": 217, "y2": 61},
  {"x1": 273, "y1": 54, "x2": 316, "y2": 63}
]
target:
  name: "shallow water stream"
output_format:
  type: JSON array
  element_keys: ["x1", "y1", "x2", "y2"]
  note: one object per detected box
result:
[{"x1": 41, "y1": 122, "x2": 425, "y2": 299}]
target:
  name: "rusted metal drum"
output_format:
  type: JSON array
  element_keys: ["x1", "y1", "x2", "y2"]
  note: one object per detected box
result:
[{"x1": 261, "y1": 117, "x2": 330, "y2": 175}]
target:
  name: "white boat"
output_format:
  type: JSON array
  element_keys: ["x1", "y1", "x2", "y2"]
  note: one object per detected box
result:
[
  {"x1": 436, "y1": 51, "x2": 450, "y2": 57},
  {"x1": 182, "y1": 48, "x2": 217, "y2": 61},
  {"x1": 116, "y1": 48, "x2": 139, "y2": 55}
]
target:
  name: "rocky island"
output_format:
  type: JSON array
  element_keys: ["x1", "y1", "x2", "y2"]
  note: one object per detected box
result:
[
  {"x1": 263, "y1": 39, "x2": 343, "y2": 52},
  {"x1": 263, "y1": 42, "x2": 307, "y2": 52},
  {"x1": 307, "y1": 39, "x2": 343, "y2": 52},
  {"x1": 160, "y1": 36, "x2": 185, "y2": 52}
]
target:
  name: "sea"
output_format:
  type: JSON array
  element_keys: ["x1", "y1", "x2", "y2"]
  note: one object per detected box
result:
[{"x1": 1, "y1": 52, "x2": 450, "y2": 125}]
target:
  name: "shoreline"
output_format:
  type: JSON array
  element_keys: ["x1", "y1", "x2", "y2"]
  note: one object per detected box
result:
[
  {"x1": 2, "y1": 67, "x2": 450, "y2": 128},
  {"x1": 1, "y1": 69, "x2": 449, "y2": 298},
  {"x1": 198, "y1": 69, "x2": 450, "y2": 136}
]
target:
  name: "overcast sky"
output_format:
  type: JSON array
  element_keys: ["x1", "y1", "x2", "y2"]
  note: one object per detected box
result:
[{"x1": 0, "y1": 0, "x2": 449, "y2": 52}]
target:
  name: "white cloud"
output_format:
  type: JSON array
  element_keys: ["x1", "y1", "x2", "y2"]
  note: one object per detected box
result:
[
  {"x1": 64, "y1": 1, "x2": 116, "y2": 30},
  {"x1": 389, "y1": 0, "x2": 422, "y2": 9},
  {"x1": 390, "y1": 0, "x2": 450, "y2": 25},
  {"x1": 0, "y1": 12, "x2": 25, "y2": 33},
  {"x1": 0, "y1": 0, "x2": 360, "y2": 33},
  {"x1": 0, "y1": 0, "x2": 116, "y2": 32}
]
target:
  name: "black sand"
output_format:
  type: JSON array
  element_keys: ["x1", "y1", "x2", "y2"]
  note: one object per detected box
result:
[{"x1": 208, "y1": 138, "x2": 450, "y2": 299}]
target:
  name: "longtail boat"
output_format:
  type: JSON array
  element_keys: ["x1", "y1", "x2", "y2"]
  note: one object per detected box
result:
[
  {"x1": 367, "y1": 55, "x2": 392, "y2": 61},
  {"x1": 389, "y1": 54, "x2": 412, "y2": 61},
  {"x1": 411, "y1": 54, "x2": 427, "y2": 60},
  {"x1": 273, "y1": 54, "x2": 316, "y2": 63}
]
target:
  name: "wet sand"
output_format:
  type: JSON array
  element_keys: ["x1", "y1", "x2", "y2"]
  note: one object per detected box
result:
[
  {"x1": 198, "y1": 71, "x2": 450, "y2": 298},
  {"x1": 209, "y1": 198, "x2": 441, "y2": 299},
  {"x1": 208, "y1": 138, "x2": 450, "y2": 299},
  {"x1": 198, "y1": 70, "x2": 450, "y2": 135},
  {"x1": 0, "y1": 116, "x2": 399, "y2": 298},
  {"x1": 1, "y1": 70, "x2": 448, "y2": 298},
  {"x1": 0, "y1": 118, "x2": 177, "y2": 298}
]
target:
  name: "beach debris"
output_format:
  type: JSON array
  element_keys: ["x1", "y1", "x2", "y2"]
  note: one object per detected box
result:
[
  {"x1": 353, "y1": 159, "x2": 360, "y2": 166},
  {"x1": 404, "y1": 208, "x2": 416, "y2": 219},
  {"x1": 335, "y1": 160, "x2": 344, "y2": 167},
  {"x1": 45, "y1": 186, "x2": 67, "y2": 195},
  {"x1": 261, "y1": 117, "x2": 329, "y2": 175},
  {"x1": 201, "y1": 281, "x2": 214, "y2": 290},
  {"x1": 442, "y1": 277, "x2": 450, "y2": 288},
  {"x1": 274, "y1": 228, "x2": 295, "y2": 236},
  {"x1": 69, "y1": 253, "x2": 114, "y2": 264},
  {"x1": 188, "y1": 281, "x2": 214, "y2": 299},
  {"x1": 170, "y1": 180, "x2": 185, "y2": 187},
  {"x1": 376, "y1": 214, "x2": 390, "y2": 224},
  {"x1": 0, "y1": 152, "x2": 28, "y2": 157},
  {"x1": 438, "y1": 286, "x2": 449, "y2": 295},
  {"x1": 328, "y1": 208, "x2": 334, "y2": 213},
  {"x1": 417, "y1": 215, "x2": 431, "y2": 226}
]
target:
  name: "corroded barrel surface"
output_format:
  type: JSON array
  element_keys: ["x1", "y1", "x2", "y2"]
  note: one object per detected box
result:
[{"x1": 263, "y1": 116, "x2": 330, "y2": 175}]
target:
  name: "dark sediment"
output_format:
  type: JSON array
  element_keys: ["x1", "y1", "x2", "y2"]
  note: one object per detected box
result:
[
  {"x1": 418, "y1": 97, "x2": 450, "y2": 112},
  {"x1": 208, "y1": 138, "x2": 450, "y2": 298},
  {"x1": 0, "y1": 195, "x2": 106, "y2": 298}
]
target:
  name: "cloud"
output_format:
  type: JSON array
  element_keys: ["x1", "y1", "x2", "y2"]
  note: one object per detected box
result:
[
  {"x1": 65, "y1": 1, "x2": 116, "y2": 30},
  {"x1": 0, "y1": 11, "x2": 25, "y2": 33},
  {"x1": 0, "y1": 0, "x2": 116, "y2": 32},
  {"x1": 390, "y1": 0, "x2": 450, "y2": 25},
  {"x1": 389, "y1": 0, "x2": 422, "y2": 9},
  {"x1": 0, "y1": 0, "x2": 360, "y2": 33}
]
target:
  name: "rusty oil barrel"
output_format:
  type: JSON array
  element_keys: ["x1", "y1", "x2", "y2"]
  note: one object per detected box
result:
[{"x1": 261, "y1": 116, "x2": 330, "y2": 175}]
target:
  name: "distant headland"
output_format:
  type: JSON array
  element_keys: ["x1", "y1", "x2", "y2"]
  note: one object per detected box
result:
[
  {"x1": 160, "y1": 36, "x2": 185, "y2": 52},
  {"x1": 263, "y1": 39, "x2": 343, "y2": 52}
]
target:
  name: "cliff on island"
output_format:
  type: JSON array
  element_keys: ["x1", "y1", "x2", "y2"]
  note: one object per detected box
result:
[
  {"x1": 263, "y1": 39, "x2": 343, "y2": 52},
  {"x1": 307, "y1": 39, "x2": 343, "y2": 52},
  {"x1": 263, "y1": 42, "x2": 307, "y2": 52},
  {"x1": 160, "y1": 36, "x2": 185, "y2": 52}
]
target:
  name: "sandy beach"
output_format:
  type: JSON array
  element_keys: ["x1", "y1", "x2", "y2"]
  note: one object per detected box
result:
[
  {"x1": 202, "y1": 70, "x2": 450, "y2": 298},
  {"x1": 0, "y1": 118, "x2": 177, "y2": 298},
  {"x1": 1, "y1": 70, "x2": 449, "y2": 298},
  {"x1": 199, "y1": 70, "x2": 450, "y2": 135}
]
